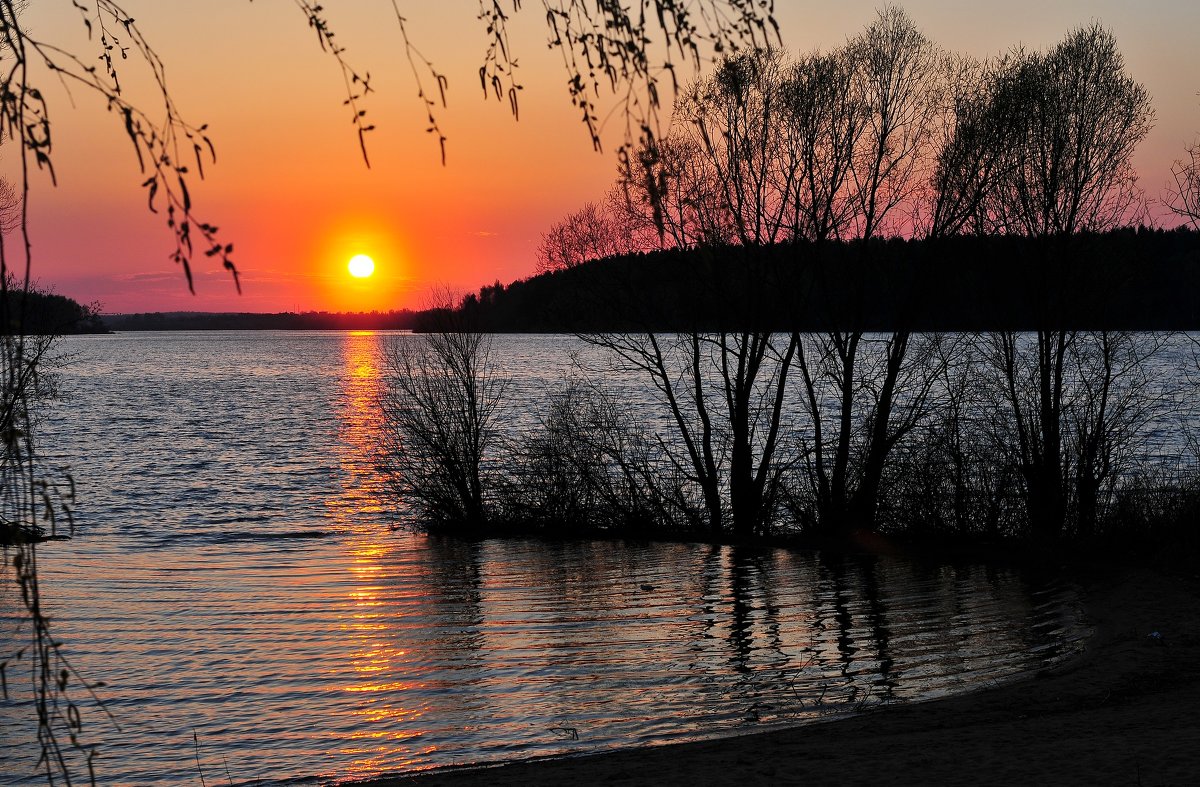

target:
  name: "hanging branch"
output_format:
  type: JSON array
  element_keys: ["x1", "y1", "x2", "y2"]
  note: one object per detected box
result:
[
  {"x1": 478, "y1": 0, "x2": 524, "y2": 122},
  {"x1": 2, "y1": 2, "x2": 240, "y2": 293},
  {"x1": 292, "y1": 0, "x2": 377, "y2": 167},
  {"x1": 388, "y1": 3, "x2": 451, "y2": 165},
  {"x1": 297, "y1": 2, "x2": 778, "y2": 168}
]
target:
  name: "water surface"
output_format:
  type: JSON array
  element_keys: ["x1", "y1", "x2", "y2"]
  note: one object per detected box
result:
[{"x1": 1, "y1": 332, "x2": 1091, "y2": 784}]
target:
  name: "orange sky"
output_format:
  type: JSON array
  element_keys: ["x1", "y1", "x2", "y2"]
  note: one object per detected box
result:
[{"x1": 8, "y1": 1, "x2": 1200, "y2": 314}]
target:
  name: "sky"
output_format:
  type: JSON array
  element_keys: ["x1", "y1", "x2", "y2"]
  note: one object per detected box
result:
[{"x1": 7, "y1": 1, "x2": 1200, "y2": 314}]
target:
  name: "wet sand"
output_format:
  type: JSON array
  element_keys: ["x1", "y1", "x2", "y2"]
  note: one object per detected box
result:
[{"x1": 355, "y1": 566, "x2": 1200, "y2": 786}]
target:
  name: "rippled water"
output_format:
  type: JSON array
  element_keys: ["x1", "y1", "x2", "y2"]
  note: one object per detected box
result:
[{"x1": 1, "y1": 332, "x2": 1091, "y2": 785}]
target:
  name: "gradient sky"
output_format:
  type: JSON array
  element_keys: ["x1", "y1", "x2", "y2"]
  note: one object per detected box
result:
[{"x1": 8, "y1": 1, "x2": 1200, "y2": 314}]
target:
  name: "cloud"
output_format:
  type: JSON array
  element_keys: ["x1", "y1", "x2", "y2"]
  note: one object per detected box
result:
[
  {"x1": 114, "y1": 268, "x2": 237, "y2": 285},
  {"x1": 114, "y1": 271, "x2": 186, "y2": 284}
]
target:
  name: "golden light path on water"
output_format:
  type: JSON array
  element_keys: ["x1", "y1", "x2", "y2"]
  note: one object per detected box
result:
[{"x1": 329, "y1": 332, "x2": 435, "y2": 777}]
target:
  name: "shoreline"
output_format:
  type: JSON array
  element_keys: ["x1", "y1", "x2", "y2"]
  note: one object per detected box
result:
[{"x1": 353, "y1": 564, "x2": 1200, "y2": 786}]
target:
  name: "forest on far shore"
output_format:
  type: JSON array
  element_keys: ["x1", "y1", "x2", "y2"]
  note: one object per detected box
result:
[
  {"x1": 103, "y1": 310, "x2": 419, "y2": 332},
  {"x1": 3, "y1": 285, "x2": 108, "y2": 335},
  {"x1": 435, "y1": 227, "x2": 1200, "y2": 333}
]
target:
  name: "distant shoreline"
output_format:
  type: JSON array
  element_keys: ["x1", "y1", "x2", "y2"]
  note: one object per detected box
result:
[
  {"x1": 101, "y1": 310, "x2": 419, "y2": 332},
  {"x1": 106, "y1": 228, "x2": 1200, "y2": 334}
]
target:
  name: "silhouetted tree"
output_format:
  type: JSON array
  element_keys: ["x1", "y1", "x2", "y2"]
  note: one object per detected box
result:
[
  {"x1": 989, "y1": 24, "x2": 1153, "y2": 235},
  {"x1": 537, "y1": 201, "x2": 631, "y2": 273},
  {"x1": 783, "y1": 47, "x2": 863, "y2": 242},
  {"x1": 978, "y1": 329, "x2": 1168, "y2": 540},
  {"x1": 982, "y1": 331, "x2": 1073, "y2": 540},
  {"x1": 982, "y1": 24, "x2": 1154, "y2": 540},
  {"x1": 586, "y1": 328, "x2": 797, "y2": 539},
  {"x1": 1067, "y1": 331, "x2": 1169, "y2": 538},
  {"x1": 619, "y1": 134, "x2": 735, "y2": 248},
  {"x1": 790, "y1": 8, "x2": 943, "y2": 536},
  {"x1": 922, "y1": 55, "x2": 1019, "y2": 238},
  {"x1": 792, "y1": 331, "x2": 947, "y2": 535},
  {"x1": 603, "y1": 47, "x2": 822, "y2": 537},
  {"x1": 679, "y1": 48, "x2": 799, "y2": 247},
  {"x1": 877, "y1": 336, "x2": 1024, "y2": 537},
  {"x1": 539, "y1": 11, "x2": 1167, "y2": 545},
  {"x1": 1169, "y1": 120, "x2": 1200, "y2": 230},
  {"x1": 379, "y1": 300, "x2": 506, "y2": 530},
  {"x1": 846, "y1": 5, "x2": 941, "y2": 241}
]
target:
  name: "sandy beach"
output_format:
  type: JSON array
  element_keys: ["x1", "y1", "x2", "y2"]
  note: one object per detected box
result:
[{"x1": 359, "y1": 565, "x2": 1200, "y2": 786}]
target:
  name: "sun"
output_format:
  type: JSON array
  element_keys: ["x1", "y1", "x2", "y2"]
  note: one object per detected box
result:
[{"x1": 348, "y1": 254, "x2": 375, "y2": 278}]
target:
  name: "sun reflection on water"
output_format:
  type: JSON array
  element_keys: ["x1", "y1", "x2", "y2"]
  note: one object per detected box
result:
[
  {"x1": 328, "y1": 331, "x2": 439, "y2": 777},
  {"x1": 336, "y1": 539, "x2": 437, "y2": 776},
  {"x1": 328, "y1": 330, "x2": 389, "y2": 530}
]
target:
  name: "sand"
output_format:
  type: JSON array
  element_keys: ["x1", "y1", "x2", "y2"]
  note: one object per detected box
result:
[{"x1": 357, "y1": 565, "x2": 1200, "y2": 786}]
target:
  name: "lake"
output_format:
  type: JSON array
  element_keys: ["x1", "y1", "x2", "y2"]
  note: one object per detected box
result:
[{"x1": 1, "y1": 332, "x2": 1095, "y2": 784}]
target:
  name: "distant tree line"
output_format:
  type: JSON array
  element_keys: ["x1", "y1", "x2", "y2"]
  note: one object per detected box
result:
[
  {"x1": 105, "y1": 310, "x2": 419, "y2": 332},
  {"x1": 450, "y1": 228, "x2": 1200, "y2": 332},
  {"x1": 1, "y1": 281, "x2": 107, "y2": 335}
]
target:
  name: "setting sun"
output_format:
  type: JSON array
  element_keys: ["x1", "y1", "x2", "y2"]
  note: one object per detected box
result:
[{"x1": 348, "y1": 254, "x2": 376, "y2": 278}]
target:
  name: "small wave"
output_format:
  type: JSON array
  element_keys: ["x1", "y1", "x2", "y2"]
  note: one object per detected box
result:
[
  {"x1": 206, "y1": 514, "x2": 274, "y2": 525},
  {"x1": 155, "y1": 529, "x2": 331, "y2": 545},
  {"x1": 216, "y1": 530, "x2": 331, "y2": 542}
]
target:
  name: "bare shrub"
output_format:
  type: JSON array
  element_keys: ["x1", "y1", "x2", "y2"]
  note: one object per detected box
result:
[
  {"x1": 379, "y1": 321, "x2": 506, "y2": 531},
  {"x1": 1105, "y1": 467, "x2": 1200, "y2": 551},
  {"x1": 502, "y1": 382, "x2": 683, "y2": 532},
  {"x1": 876, "y1": 341, "x2": 1026, "y2": 538}
]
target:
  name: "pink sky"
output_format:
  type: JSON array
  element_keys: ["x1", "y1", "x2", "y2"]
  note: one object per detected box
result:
[{"x1": 8, "y1": 1, "x2": 1200, "y2": 313}]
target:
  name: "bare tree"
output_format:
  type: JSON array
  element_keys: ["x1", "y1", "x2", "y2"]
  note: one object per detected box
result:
[
  {"x1": 591, "y1": 11, "x2": 948, "y2": 537},
  {"x1": 783, "y1": 47, "x2": 864, "y2": 243},
  {"x1": 880, "y1": 336, "x2": 1026, "y2": 537},
  {"x1": 578, "y1": 48, "x2": 813, "y2": 540},
  {"x1": 980, "y1": 24, "x2": 1154, "y2": 540},
  {"x1": 536, "y1": 200, "x2": 633, "y2": 273},
  {"x1": 846, "y1": 5, "x2": 941, "y2": 240},
  {"x1": 921, "y1": 54, "x2": 1020, "y2": 238},
  {"x1": 982, "y1": 330, "x2": 1074, "y2": 540},
  {"x1": 677, "y1": 48, "x2": 800, "y2": 247},
  {"x1": 1168, "y1": 128, "x2": 1200, "y2": 230},
  {"x1": 787, "y1": 8, "x2": 943, "y2": 536},
  {"x1": 601, "y1": 47, "x2": 821, "y2": 537},
  {"x1": 872, "y1": 55, "x2": 1027, "y2": 537},
  {"x1": 991, "y1": 24, "x2": 1154, "y2": 236},
  {"x1": 1068, "y1": 331, "x2": 1171, "y2": 538},
  {"x1": 791, "y1": 331, "x2": 946, "y2": 534},
  {"x1": 379, "y1": 303, "x2": 506, "y2": 530},
  {"x1": 979, "y1": 330, "x2": 1169, "y2": 541},
  {"x1": 618, "y1": 133, "x2": 735, "y2": 249},
  {"x1": 586, "y1": 329, "x2": 797, "y2": 539}
]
